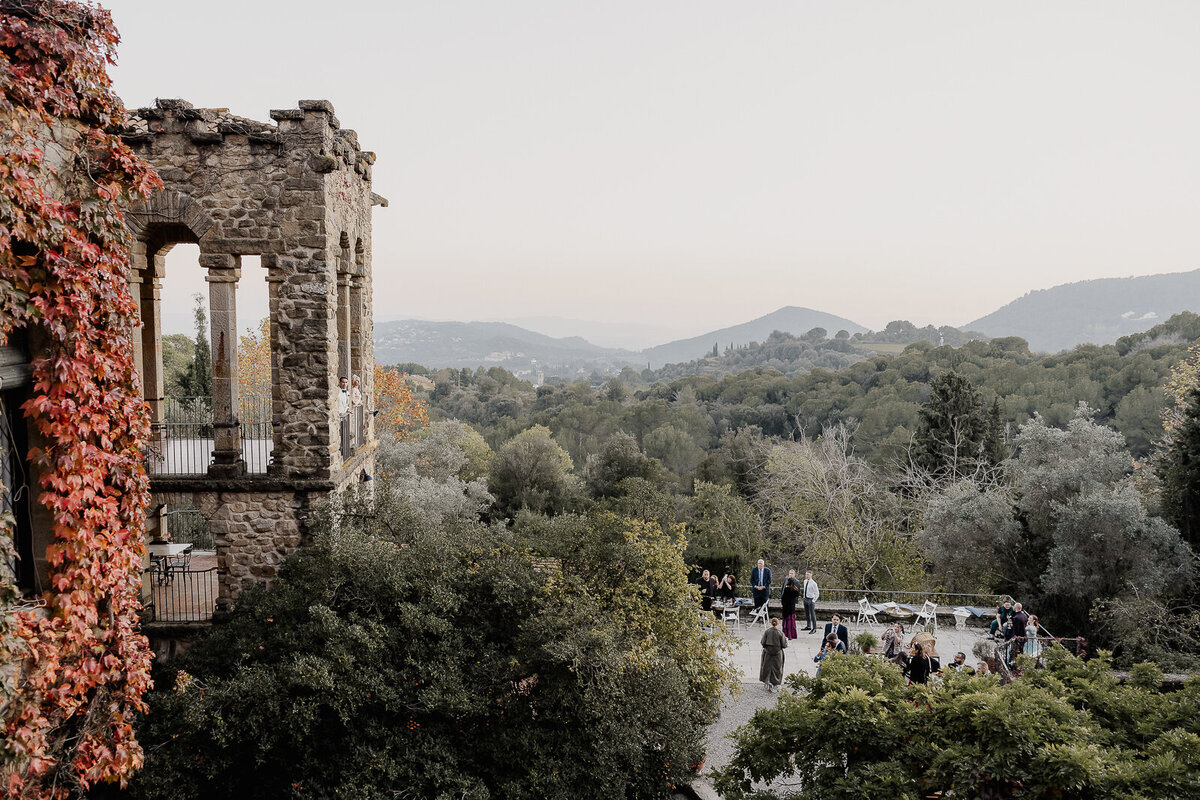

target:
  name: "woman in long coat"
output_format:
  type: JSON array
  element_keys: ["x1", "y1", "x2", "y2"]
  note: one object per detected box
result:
[{"x1": 760, "y1": 617, "x2": 788, "y2": 691}]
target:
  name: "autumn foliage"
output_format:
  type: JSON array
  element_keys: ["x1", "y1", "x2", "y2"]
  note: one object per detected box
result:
[
  {"x1": 1, "y1": 2, "x2": 160, "y2": 797},
  {"x1": 236, "y1": 317, "x2": 271, "y2": 400},
  {"x1": 373, "y1": 365, "x2": 429, "y2": 441}
]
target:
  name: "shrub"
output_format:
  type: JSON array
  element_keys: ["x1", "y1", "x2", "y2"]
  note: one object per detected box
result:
[
  {"x1": 715, "y1": 649, "x2": 1200, "y2": 800},
  {"x1": 128, "y1": 489, "x2": 735, "y2": 800}
]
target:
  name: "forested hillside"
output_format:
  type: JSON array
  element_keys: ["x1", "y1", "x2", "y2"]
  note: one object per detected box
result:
[
  {"x1": 411, "y1": 312, "x2": 1200, "y2": 465},
  {"x1": 379, "y1": 312, "x2": 1200, "y2": 668}
]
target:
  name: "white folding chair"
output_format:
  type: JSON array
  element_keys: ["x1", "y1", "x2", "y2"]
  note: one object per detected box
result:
[
  {"x1": 722, "y1": 606, "x2": 741, "y2": 630},
  {"x1": 748, "y1": 603, "x2": 769, "y2": 628},
  {"x1": 914, "y1": 600, "x2": 938, "y2": 632},
  {"x1": 857, "y1": 598, "x2": 880, "y2": 628}
]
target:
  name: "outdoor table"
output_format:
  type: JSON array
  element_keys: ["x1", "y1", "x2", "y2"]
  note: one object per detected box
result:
[
  {"x1": 148, "y1": 542, "x2": 193, "y2": 585},
  {"x1": 877, "y1": 602, "x2": 916, "y2": 618}
]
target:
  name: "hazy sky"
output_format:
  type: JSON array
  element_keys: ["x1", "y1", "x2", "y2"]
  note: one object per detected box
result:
[{"x1": 104, "y1": 1, "x2": 1200, "y2": 347}]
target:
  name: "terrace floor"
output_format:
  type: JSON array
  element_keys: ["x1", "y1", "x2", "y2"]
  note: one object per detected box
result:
[{"x1": 699, "y1": 614, "x2": 991, "y2": 791}]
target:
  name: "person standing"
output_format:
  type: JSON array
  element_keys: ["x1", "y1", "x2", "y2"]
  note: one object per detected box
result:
[
  {"x1": 882, "y1": 622, "x2": 905, "y2": 659},
  {"x1": 780, "y1": 571, "x2": 800, "y2": 640},
  {"x1": 750, "y1": 559, "x2": 772, "y2": 610},
  {"x1": 1023, "y1": 614, "x2": 1043, "y2": 658},
  {"x1": 802, "y1": 570, "x2": 819, "y2": 633},
  {"x1": 350, "y1": 374, "x2": 364, "y2": 408},
  {"x1": 1008, "y1": 603, "x2": 1029, "y2": 640},
  {"x1": 337, "y1": 376, "x2": 350, "y2": 417},
  {"x1": 823, "y1": 614, "x2": 849, "y2": 651},
  {"x1": 906, "y1": 641, "x2": 934, "y2": 684},
  {"x1": 697, "y1": 569, "x2": 716, "y2": 612},
  {"x1": 760, "y1": 617, "x2": 788, "y2": 692}
]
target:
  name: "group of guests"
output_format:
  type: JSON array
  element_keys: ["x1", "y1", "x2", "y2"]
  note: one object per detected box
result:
[
  {"x1": 990, "y1": 599, "x2": 1044, "y2": 660},
  {"x1": 760, "y1": 615, "x2": 1000, "y2": 692},
  {"x1": 696, "y1": 568, "x2": 738, "y2": 612},
  {"x1": 697, "y1": 560, "x2": 824, "y2": 639},
  {"x1": 880, "y1": 621, "x2": 991, "y2": 683}
]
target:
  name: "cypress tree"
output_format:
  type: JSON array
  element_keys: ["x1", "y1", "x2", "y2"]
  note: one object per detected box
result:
[
  {"x1": 1159, "y1": 384, "x2": 1200, "y2": 550},
  {"x1": 913, "y1": 371, "x2": 986, "y2": 478}
]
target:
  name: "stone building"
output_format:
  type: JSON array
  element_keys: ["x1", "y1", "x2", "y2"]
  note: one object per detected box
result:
[{"x1": 118, "y1": 98, "x2": 382, "y2": 612}]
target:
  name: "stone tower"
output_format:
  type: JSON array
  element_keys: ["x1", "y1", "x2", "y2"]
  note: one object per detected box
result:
[{"x1": 118, "y1": 98, "x2": 382, "y2": 610}]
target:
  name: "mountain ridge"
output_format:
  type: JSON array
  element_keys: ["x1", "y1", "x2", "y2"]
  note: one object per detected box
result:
[{"x1": 966, "y1": 268, "x2": 1200, "y2": 352}]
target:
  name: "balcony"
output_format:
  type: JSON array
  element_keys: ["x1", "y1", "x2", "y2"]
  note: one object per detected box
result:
[{"x1": 147, "y1": 396, "x2": 272, "y2": 476}]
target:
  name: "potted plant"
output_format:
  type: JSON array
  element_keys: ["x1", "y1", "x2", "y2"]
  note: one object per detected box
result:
[{"x1": 855, "y1": 630, "x2": 879, "y2": 654}]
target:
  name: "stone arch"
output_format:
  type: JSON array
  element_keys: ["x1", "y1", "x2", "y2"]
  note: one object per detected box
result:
[{"x1": 125, "y1": 189, "x2": 215, "y2": 242}]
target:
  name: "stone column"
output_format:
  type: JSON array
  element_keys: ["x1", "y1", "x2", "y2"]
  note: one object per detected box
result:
[
  {"x1": 337, "y1": 273, "x2": 351, "y2": 380},
  {"x1": 139, "y1": 269, "x2": 165, "y2": 452},
  {"x1": 202, "y1": 253, "x2": 245, "y2": 477},
  {"x1": 349, "y1": 276, "x2": 363, "y2": 381}
]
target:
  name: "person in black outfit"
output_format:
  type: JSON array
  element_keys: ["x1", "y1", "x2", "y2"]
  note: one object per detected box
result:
[
  {"x1": 822, "y1": 614, "x2": 850, "y2": 650},
  {"x1": 780, "y1": 571, "x2": 800, "y2": 639},
  {"x1": 906, "y1": 641, "x2": 933, "y2": 684},
  {"x1": 698, "y1": 569, "x2": 717, "y2": 612}
]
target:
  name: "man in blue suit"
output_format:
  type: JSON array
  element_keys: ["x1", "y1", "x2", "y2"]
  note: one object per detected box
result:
[{"x1": 750, "y1": 558, "x2": 772, "y2": 609}]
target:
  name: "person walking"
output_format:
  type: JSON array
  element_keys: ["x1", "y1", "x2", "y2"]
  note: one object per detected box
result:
[
  {"x1": 802, "y1": 570, "x2": 819, "y2": 633},
  {"x1": 760, "y1": 617, "x2": 788, "y2": 692},
  {"x1": 780, "y1": 571, "x2": 800, "y2": 640}
]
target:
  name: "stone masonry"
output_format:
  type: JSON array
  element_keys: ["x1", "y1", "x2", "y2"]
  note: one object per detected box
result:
[{"x1": 119, "y1": 99, "x2": 382, "y2": 608}]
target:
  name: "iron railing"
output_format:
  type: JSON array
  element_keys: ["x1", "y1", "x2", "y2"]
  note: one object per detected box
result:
[
  {"x1": 142, "y1": 566, "x2": 217, "y2": 623},
  {"x1": 340, "y1": 406, "x2": 365, "y2": 461},
  {"x1": 718, "y1": 584, "x2": 1013, "y2": 612},
  {"x1": 996, "y1": 635, "x2": 1087, "y2": 673},
  {"x1": 147, "y1": 396, "x2": 273, "y2": 475}
]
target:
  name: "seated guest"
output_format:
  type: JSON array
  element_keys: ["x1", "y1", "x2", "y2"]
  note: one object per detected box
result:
[
  {"x1": 814, "y1": 638, "x2": 839, "y2": 672},
  {"x1": 946, "y1": 651, "x2": 968, "y2": 671},
  {"x1": 975, "y1": 661, "x2": 991, "y2": 676},
  {"x1": 990, "y1": 599, "x2": 1014, "y2": 638},
  {"x1": 823, "y1": 614, "x2": 850, "y2": 650},
  {"x1": 823, "y1": 633, "x2": 846, "y2": 653}
]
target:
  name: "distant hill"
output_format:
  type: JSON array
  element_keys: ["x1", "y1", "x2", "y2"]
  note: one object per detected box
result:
[
  {"x1": 373, "y1": 320, "x2": 637, "y2": 378},
  {"x1": 641, "y1": 307, "x2": 868, "y2": 368},
  {"x1": 966, "y1": 269, "x2": 1200, "y2": 353}
]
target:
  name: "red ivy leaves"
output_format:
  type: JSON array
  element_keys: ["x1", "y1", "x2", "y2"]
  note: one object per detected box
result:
[{"x1": 1, "y1": 2, "x2": 161, "y2": 798}]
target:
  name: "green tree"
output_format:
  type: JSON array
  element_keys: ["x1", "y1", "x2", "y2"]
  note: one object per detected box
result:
[
  {"x1": 489, "y1": 424, "x2": 579, "y2": 518},
  {"x1": 1011, "y1": 405, "x2": 1193, "y2": 628},
  {"x1": 715, "y1": 650, "x2": 1200, "y2": 800},
  {"x1": 757, "y1": 426, "x2": 923, "y2": 589},
  {"x1": 160, "y1": 333, "x2": 194, "y2": 399},
  {"x1": 177, "y1": 293, "x2": 212, "y2": 399},
  {"x1": 982, "y1": 396, "x2": 1010, "y2": 465},
  {"x1": 643, "y1": 423, "x2": 704, "y2": 479},
  {"x1": 912, "y1": 370, "x2": 986, "y2": 479},
  {"x1": 583, "y1": 431, "x2": 664, "y2": 498},
  {"x1": 130, "y1": 490, "x2": 736, "y2": 800},
  {"x1": 917, "y1": 479, "x2": 1021, "y2": 593},
  {"x1": 1158, "y1": 383, "x2": 1200, "y2": 552},
  {"x1": 687, "y1": 481, "x2": 763, "y2": 557}
]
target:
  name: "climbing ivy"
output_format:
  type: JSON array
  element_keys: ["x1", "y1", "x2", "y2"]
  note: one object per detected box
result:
[{"x1": 1, "y1": 1, "x2": 160, "y2": 797}]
